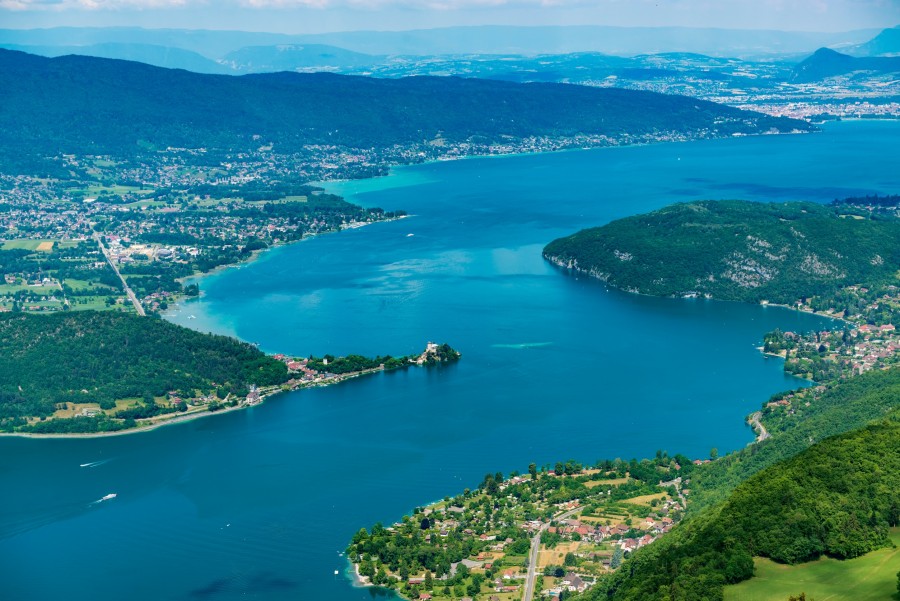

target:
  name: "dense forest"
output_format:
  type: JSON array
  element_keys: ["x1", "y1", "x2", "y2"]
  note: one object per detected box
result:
[
  {"x1": 543, "y1": 200, "x2": 900, "y2": 304},
  {"x1": 0, "y1": 311, "x2": 289, "y2": 431},
  {"x1": 0, "y1": 49, "x2": 812, "y2": 171},
  {"x1": 581, "y1": 415, "x2": 900, "y2": 601}
]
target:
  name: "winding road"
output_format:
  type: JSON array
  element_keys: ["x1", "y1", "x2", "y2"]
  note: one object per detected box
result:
[{"x1": 749, "y1": 411, "x2": 770, "y2": 442}]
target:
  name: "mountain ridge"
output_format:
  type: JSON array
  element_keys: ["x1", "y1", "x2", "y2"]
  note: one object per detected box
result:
[
  {"x1": 0, "y1": 25, "x2": 880, "y2": 59},
  {"x1": 0, "y1": 49, "x2": 812, "y2": 165}
]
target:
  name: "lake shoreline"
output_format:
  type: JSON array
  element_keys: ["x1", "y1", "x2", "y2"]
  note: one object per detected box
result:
[
  {"x1": 1, "y1": 342, "x2": 459, "y2": 439},
  {"x1": 0, "y1": 369, "x2": 380, "y2": 440},
  {"x1": 543, "y1": 254, "x2": 852, "y2": 328}
]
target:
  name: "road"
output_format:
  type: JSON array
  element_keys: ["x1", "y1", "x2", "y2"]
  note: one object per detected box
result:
[
  {"x1": 522, "y1": 506, "x2": 581, "y2": 601},
  {"x1": 94, "y1": 233, "x2": 146, "y2": 316},
  {"x1": 748, "y1": 411, "x2": 770, "y2": 442}
]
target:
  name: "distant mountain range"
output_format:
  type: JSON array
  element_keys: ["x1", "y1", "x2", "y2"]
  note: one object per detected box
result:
[
  {"x1": 791, "y1": 47, "x2": 900, "y2": 82},
  {"x1": 845, "y1": 26, "x2": 900, "y2": 57},
  {"x1": 0, "y1": 25, "x2": 883, "y2": 65},
  {"x1": 252, "y1": 25, "x2": 881, "y2": 58},
  {"x1": 0, "y1": 49, "x2": 811, "y2": 164}
]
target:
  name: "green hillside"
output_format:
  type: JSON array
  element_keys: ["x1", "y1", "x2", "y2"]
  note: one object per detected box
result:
[
  {"x1": 0, "y1": 311, "x2": 289, "y2": 432},
  {"x1": 582, "y1": 414, "x2": 900, "y2": 601},
  {"x1": 724, "y1": 529, "x2": 900, "y2": 601},
  {"x1": 0, "y1": 49, "x2": 811, "y2": 167},
  {"x1": 543, "y1": 200, "x2": 900, "y2": 304}
]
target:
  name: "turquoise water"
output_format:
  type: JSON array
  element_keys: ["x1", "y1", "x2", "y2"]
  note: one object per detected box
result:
[{"x1": 1, "y1": 121, "x2": 898, "y2": 601}]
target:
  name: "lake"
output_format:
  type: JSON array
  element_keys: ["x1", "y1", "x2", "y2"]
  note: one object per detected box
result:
[{"x1": 1, "y1": 120, "x2": 897, "y2": 601}]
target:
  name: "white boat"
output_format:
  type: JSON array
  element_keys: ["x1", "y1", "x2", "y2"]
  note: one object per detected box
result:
[{"x1": 100, "y1": 493, "x2": 117, "y2": 501}]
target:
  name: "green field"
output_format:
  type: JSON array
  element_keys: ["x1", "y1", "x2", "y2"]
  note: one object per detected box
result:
[
  {"x1": 0, "y1": 283, "x2": 37, "y2": 294},
  {"x1": 1, "y1": 239, "x2": 80, "y2": 251},
  {"x1": 2, "y1": 239, "x2": 53, "y2": 251},
  {"x1": 62, "y1": 278, "x2": 116, "y2": 293},
  {"x1": 725, "y1": 529, "x2": 900, "y2": 601}
]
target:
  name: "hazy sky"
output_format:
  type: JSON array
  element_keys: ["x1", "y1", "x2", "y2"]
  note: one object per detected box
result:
[{"x1": 0, "y1": 0, "x2": 898, "y2": 33}]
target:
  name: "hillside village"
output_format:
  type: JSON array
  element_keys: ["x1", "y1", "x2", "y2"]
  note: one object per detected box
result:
[
  {"x1": 348, "y1": 457, "x2": 691, "y2": 601},
  {"x1": 762, "y1": 283, "x2": 900, "y2": 381}
]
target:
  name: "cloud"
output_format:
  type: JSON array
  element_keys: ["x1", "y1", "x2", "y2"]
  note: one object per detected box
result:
[{"x1": 0, "y1": 0, "x2": 190, "y2": 9}]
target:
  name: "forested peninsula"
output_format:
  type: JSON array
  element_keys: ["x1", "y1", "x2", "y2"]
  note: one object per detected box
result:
[
  {"x1": 0, "y1": 311, "x2": 459, "y2": 435},
  {"x1": 543, "y1": 198, "x2": 900, "y2": 305}
]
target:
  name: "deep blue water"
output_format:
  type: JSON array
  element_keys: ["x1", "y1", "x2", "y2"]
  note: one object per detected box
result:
[{"x1": 1, "y1": 121, "x2": 898, "y2": 601}]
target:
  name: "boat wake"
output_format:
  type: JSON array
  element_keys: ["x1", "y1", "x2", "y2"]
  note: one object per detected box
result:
[
  {"x1": 89, "y1": 493, "x2": 117, "y2": 506},
  {"x1": 491, "y1": 342, "x2": 553, "y2": 349},
  {"x1": 79, "y1": 459, "x2": 111, "y2": 468}
]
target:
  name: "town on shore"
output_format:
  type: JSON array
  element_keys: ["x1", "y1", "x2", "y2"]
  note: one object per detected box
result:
[{"x1": 347, "y1": 456, "x2": 695, "y2": 601}]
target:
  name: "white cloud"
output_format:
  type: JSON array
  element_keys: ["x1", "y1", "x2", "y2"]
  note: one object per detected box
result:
[{"x1": 0, "y1": 0, "x2": 190, "y2": 10}]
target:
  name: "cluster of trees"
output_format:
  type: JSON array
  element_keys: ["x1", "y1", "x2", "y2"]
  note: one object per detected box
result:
[
  {"x1": 182, "y1": 180, "x2": 321, "y2": 202},
  {"x1": 306, "y1": 343, "x2": 459, "y2": 375},
  {"x1": 543, "y1": 200, "x2": 900, "y2": 305},
  {"x1": 306, "y1": 353, "x2": 400, "y2": 375},
  {"x1": 0, "y1": 311, "x2": 290, "y2": 432},
  {"x1": 584, "y1": 416, "x2": 900, "y2": 601},
  {"x1": 23, "y1": 415, "x2": 136, "y2": 434},
  {"x1": 425, "y1": 343, "x2": 461, "y2": 364}
]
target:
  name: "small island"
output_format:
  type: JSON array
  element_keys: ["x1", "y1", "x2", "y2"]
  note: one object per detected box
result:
[{"x1": 0, "y1": 310, "x2": 459, "y2": 436}]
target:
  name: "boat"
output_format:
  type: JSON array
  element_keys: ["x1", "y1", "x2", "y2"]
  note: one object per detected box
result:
[{"x1": 100, "y1": 493, "x2": 117, "y2": 501}]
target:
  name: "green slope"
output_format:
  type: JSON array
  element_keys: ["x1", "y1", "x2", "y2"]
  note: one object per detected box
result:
[
  {"x1": 725, "y1": 529, "x2": 900, "y2": 601},
  {"x1": 544, "y1": 200, "x2": 900, "y2": 304},
  {"x1": 580, "y1": 407, "x2": 900, "y2": 601},
  {"x1": 0, "y1": 311, "x2": 288, "y2": 431},
  {"x1": 0, "y1": 49, "x2": 812, "y2": 165}
]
